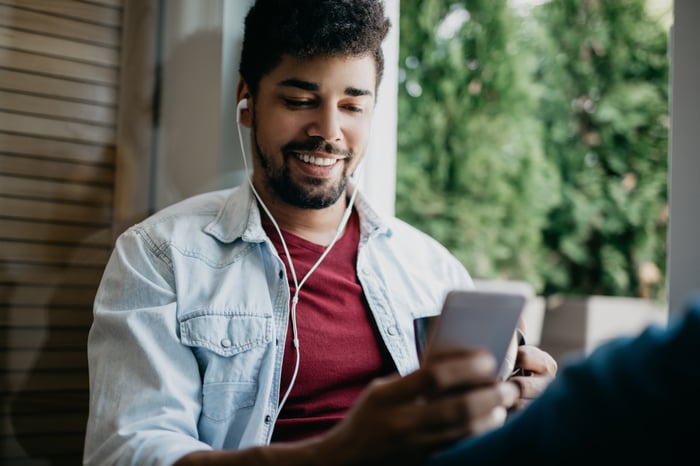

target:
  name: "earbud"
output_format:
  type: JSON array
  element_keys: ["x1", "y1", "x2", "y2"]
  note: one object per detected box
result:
[{"x1": 236, "y1": 97, "x2": 248, "y2": 124}]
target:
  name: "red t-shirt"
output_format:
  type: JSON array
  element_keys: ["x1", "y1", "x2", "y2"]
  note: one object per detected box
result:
[{"x1": 263, "y1": 210, "x2": 396, "y2": 442}]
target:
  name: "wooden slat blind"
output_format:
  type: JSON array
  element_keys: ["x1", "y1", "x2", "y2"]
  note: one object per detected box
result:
[
  {"x1": 1, "y1": 0, "x2": 122, "y2": 27},
  {"x1": 0, "y1": 68, "x2": 118, "y2": 104},
  {"x1": 0, "y1": 5, "x2": 121, "y2": 47},
  {"x1": 0, "y1": 48, "x2": 119, "y2": 85},
  {"x1": 0, "y1": 0, "x2": 127, "y2": 463},
  {"x1": 0, "y1": 90, "x2": 117, "y2": 124},
  {"x1": 0, "y1": 132, "x2": 116, "y2": 163}
]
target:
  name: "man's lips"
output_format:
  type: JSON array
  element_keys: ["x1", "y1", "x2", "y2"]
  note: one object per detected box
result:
[
  {"x1": 293, "y1": 152, "x2": 342, "y2": 167},
  {"x1": 282, "y1": 137, "x2": 351, "y2": 167}
]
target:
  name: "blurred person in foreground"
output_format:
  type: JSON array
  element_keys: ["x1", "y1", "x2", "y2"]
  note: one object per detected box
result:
[{"x1": 429, "y1": 293, "x2": 700, "y2": 466}]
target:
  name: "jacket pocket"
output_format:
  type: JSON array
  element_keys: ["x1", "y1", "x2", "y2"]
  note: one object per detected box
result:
[
  {"x1": 180, "y1": 312, "x2": 273, "y2": 421},
  {"x1": 201, "y1": 381, "x2": 257, "y2": 421}
]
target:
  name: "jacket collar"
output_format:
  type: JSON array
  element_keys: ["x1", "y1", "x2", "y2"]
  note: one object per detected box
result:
[{"x1": 204, "y1": 182, "x2": 391, "y2": 244}]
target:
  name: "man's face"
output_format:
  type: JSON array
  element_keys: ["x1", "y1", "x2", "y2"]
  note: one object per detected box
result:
[{"x1": 249, "y1": 54, "x2": 376, "y2": 209}]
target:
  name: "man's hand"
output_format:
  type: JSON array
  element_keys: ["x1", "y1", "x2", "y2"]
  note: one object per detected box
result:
[
  {"x1": 508, "y1": 344, "x2": 558, "y2": 411},
  {"x1": 315, "y1": 350, "x2": 520, "y2": 466},
  {"x1": 177, "y1": 351, "x2": 521, "y2": 466}
]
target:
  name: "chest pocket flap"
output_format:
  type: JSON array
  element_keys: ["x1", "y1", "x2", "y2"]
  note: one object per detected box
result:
[{"x1": 180, "y1": 312, "x2": 272, "y2": 356}]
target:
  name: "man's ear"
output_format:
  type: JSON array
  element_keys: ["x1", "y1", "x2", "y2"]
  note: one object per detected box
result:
[{"x1": 236, "y1": 80, "x2": 252, "y2": 128}]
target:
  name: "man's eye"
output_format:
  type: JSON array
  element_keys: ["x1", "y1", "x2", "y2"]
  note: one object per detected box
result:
[
  {"x1": 343, "y1": 105, "x2": 363, "y2": 114},
  {"x1": 284, "y1": 99, "x2": 313, "y2": 108}
]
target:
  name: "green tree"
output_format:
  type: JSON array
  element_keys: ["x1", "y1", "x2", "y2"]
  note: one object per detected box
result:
[
  {"x1": 534, "y1": 0, "x2": 669, "y2": 300},
  {"x1": 396, "y1": 0, "x2": 558, "y2": 290}
]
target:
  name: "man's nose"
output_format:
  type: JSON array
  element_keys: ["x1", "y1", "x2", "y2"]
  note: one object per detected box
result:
[{"x1": 306, "y1": 104, "x2": 342, "y2": 142}]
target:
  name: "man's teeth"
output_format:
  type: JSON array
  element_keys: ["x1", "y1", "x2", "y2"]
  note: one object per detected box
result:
[{"x1": 296, "y1": 154, "x2": 337, "y2": 166}]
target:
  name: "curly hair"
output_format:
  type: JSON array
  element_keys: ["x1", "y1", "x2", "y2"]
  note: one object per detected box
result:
[{"x1": 239, "y1": 0, "x2": 391, "y2": 97}]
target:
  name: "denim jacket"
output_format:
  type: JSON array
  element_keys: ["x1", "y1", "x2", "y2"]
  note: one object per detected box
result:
[{"x1": 84, "y1": 184, "x2": 473, "y2": 466}]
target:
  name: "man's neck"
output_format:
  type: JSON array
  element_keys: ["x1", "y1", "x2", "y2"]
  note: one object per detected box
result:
[{"x1": 257, "y1": 192, "x2": 351, "y2": 246}]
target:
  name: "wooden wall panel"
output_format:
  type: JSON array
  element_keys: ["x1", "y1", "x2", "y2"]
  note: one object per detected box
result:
[
  {"x1": 1, "y1": 433, "x2": 88, "y2": 462},
  {"x1": 0, "y1": 0, "x2": 157, "y2": 464},
  {"x1": 0, "y1": 27, "x2": 119, "y2": 66},
  {"x1": 0, "y1": 48, "x2": 119, "y2": 85},
  {"x1": 0, "y1": 219, "x2": 112, "y2": 245},
  {"x1": 0, "y1": 198, "x2": 112, "y2": 224},
  {"x1": 4, "y1": 349, "x2": 88, "y2": 370},
  {"x1": 1, "y1": 0, "x2": 122, "y2": 27},
  {"x1": 0, "y1": 175, "x2": 113, "y2": 203},
  {"x1": 0, "y1": 90, "x2": 117, "y2": 125},
  {"x1": 1, "y1": 308, "x2": 95, "y2": 327},
  {"x1": 0, "y1": 5, "x2": 121, "y2": 46},
  {"x1": 1, "y1": 263, "x2": 107, "y2": 286},
  {"x1": 0, "y1": 243, "x2": 111, "y2": 266},
  {"x1": 0, "y1": 133, "x2": 115, "y2": 164},
  {"x1": 0, "y1": 69, "x2": 118, "y2": 105},
  {"x1": 0, "y1": 154, "x2": 115, "y2": 184},
  {"x1": 0, "y1": 111, "x2": 116, "y2": 144},
  {"x1": 3, "y1": 370, "x2": 89, "y2": 392},
  {"x1": 1, "y1": 325, "x2": 91, "y2": 346},
  {"x1": 5, "y1": 116, "x2": 113, "y2": 147}
]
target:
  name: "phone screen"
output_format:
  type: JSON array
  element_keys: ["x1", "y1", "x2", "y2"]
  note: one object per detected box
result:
[{"x1": 414, "y1": 289, "x2": 525, "y2": 380}]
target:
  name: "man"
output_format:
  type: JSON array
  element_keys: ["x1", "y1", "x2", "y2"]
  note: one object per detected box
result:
[
  {"x1": 428, "y1": 293, "x2": 700, "y2": 465},
  {"x1": 83, "y1": 1, "x2": 556, "y2": 465}
]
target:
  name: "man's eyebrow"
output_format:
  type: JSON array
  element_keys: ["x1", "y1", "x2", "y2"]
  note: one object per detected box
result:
[
  {"x1": 278, "y1": 78, "x2": 373, "y2": 98},
  {"x1": 345, "y1": 86, "x2": 373, "y2": 98},
  {"x1": 279, "y1": 78, "x2": 319, "y2": 92}
]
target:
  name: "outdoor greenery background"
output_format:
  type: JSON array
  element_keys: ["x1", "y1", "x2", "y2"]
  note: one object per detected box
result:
[{"x1": 396, "y1": 0, "x2": 670, "y2": 301}]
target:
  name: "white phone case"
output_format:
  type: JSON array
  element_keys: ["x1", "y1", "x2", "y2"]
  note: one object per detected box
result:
[{"x1": 421, "y1": 289, "x2": 526, "y2": 380}]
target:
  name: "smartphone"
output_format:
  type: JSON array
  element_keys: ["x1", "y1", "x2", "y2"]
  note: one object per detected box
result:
[{"x1": 414, "y1": 289, "x2": 526, "y2": 381}]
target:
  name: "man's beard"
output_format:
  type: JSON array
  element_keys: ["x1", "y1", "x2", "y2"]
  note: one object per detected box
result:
[{"x1": 253, "y1": 132, "x2": 353, "y2": 210}]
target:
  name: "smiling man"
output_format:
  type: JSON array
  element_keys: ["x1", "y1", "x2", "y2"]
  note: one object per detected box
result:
[
  {"x1": 247, "y1": 59, "x2": 373, "y2": 211},
  {"x1": 83, "y1": 1, "x2": 556, "y2": 465},
  {"x1": 242, "y1": 54, "x2": 376, "y2": 239}
]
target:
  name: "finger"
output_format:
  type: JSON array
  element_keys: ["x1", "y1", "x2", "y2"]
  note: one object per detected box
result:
[
  {"x1": 512, "y1": 398, "x2": 532, "y2": 411},
  {"x1": 408, "y1": 405, "x2": 508, "y2": 452},
  {"x1": 359, "y1": 372, "x2": 415, "y2": 404},
  {"x1": 515, "y1": 345, "x2": 558, "y2": 376},
  {"x1": 510, "y1": 373, "x2": 555, "y2": 400},
  {"x1": 421, "y1": 350, "x2": 498, "y2": 393},
  {"x1": 500, "y1": 380, "x2": 521, "y2": 408},
  {"x1": 365, "y1": 360, "x2": 479, "y2": 406},
  {"x1": 470, "y1": 405, "x2": 508, "y2": 434},
  {"x1": 354, "y1": 355, "x2": 504, "y2": 427},
  {"x1": 419, "y1": 381, "x2": 519, "y2": 430}
]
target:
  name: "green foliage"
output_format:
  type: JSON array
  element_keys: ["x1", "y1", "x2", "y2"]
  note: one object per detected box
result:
[
  {"x1": 396, "y1": 0, "x2": 669, "y2": 300},
  {"x1": 534, "y1": 0, "x2": 669, "y2": 300},
  {"x1": 397, "y1": 0, "x2": 558, "y2": 290}
]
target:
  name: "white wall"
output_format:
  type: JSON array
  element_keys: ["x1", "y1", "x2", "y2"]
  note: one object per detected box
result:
[
  {"x1": 154, "y1": 0, "x2": 399, "y2": 216},
  {"x1": 667, "y1": 0, "x2": 700, "y2": 319},
  {"x1": 154, "y1": 0, "x2": 227, "y2": 209}
]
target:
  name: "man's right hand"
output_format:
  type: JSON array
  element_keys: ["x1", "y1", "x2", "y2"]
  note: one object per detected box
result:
[
  {"x1": 314, "y1": 349, "x2": 520, "y2": 466},
  {"x1": 176, "y1": 350, "x2": 518, "y2": 466}
]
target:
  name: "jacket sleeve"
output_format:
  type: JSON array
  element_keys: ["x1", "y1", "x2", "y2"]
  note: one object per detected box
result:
[{"x1": 83, "y1": 228, "x2": 211, "y2": 466}]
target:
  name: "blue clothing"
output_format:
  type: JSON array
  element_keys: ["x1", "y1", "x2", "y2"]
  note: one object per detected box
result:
[
  {"x1": 83, "y1": 184, "x2": 473, "y2": 466},
  {"x1": 429, "y1": 294, "x2": 700, "y2": 465}
]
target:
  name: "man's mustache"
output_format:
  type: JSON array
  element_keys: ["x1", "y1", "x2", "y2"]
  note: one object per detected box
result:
[{"x1": 282, "y1": 137, "x2": 352, "y2": 158}]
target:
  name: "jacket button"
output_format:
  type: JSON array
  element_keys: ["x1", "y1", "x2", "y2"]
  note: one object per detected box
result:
[
  {"x1": 221, "y1": 338, "x2": 232, "y2": 348},
  {"x1": 387, "y1": 326, "x2": 398, "y2": 336},
  {"x1": 264, "y1": 415, "x2": 272, "y2": 424}
]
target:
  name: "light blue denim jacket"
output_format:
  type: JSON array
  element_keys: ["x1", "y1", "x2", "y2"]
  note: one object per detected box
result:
[{"x1": 84, "y1": 184, "x2": 473, "y2": 466}]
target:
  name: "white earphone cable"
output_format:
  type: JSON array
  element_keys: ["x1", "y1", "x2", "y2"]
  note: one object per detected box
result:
[{"x1": 236, "y1": 100, "x2": 362, "y2": 420}]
